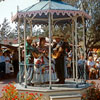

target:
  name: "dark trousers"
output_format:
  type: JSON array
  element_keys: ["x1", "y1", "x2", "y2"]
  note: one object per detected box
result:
[
  {"x1": 12, "y1": 60, "x2": 19, "y2": 77},
  {"x1": 67, "y1": 67, "x2": 72, "y2": 78},
  {"x1": 78, "y1": 66, "x2": 84, "y2": 79},
  {"x1": 55, "y1": 56, "x2": 65, "y2": 83},
  {"x1": 0, "y1": 62, "x2": 5, "y2": 78}
]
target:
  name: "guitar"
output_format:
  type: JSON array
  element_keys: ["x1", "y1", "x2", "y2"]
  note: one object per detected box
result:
[{"x1": 52, "y1": 40, "x2": 64, "y2": 59}]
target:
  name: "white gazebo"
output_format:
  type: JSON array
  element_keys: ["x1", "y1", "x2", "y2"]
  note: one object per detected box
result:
[{"x1": 12, "y1": 0, "x2": 91, "y2": 99}]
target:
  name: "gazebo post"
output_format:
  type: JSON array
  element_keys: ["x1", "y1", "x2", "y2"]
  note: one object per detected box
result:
[
  {"x1": 24, "y1": 17, "x2": 27, "y2": 88},
  {"x1": 18, "y1": 18, "x2": 21, "y2": 84},
  {"x1": 30, "y1": 21, "x2": 32, "y2": 36},
  {"x1": 74, "y1": 17, "x2": 78, "y2": 87},
  {"x1": 82, "y1": 17, "x2": 86, "y2": 83},
  {"x1": 72, "y1": 19, "x2": 75, "y2": 81},
  {"x1": 17, "y1": 6, "x2": 21, "y2": 84},
  {"x1": 48, "y1": 0, "x2": 52, "y2": 90}
]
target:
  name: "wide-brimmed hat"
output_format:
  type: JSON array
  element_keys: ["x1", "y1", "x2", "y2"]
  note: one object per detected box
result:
[
  {"x1": 26, "y1": 36, "x2": 38, "y2": 41},
  {"x1": 52, "y1": 34, "x2": 64, "y2": 39},
  {"x1": 32, "y1": 36, "x2": 38, "y2": 40},
  {"x1": 26, "y1": 36, "x2": 32, "y2": 40},
  {"x1": 52, "y1": 34, "x2": 70, "y2": 40}
]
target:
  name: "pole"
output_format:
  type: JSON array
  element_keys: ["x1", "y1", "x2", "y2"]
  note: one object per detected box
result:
[
  {"x1": 72, "y1": 19, "x2": 75, "y2": 81},
  {"x1": 82, "y1": 17, "x2": 86, "y2": 83},
  {"x1": 49, "y1": 0, "x2": 52, "y2": 90},
  {"x1": 30, "y1": 21, "x2": 32, "y2": 36},
  {"x1": 24, "y1": 17, "x2": 27, "y2": 88},
  {"x1": 18, "y1": 18, "x2": 21, "y2": 84},
  {"x1": 75, "y1": 18, "x2": 78, "y2": 87}
]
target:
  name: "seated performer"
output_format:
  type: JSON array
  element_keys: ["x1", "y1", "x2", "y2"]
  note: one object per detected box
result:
[{"x1": 52, "y1": 34, "x2": 70, "y2": 84}]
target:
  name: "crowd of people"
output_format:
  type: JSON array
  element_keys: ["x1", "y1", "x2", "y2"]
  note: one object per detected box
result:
[
  {"x1": 0, "y1": 35, "x2": 100, "y2": 84},
  {"x1": 0, "y1": 46, "x2": 19, "y2": 80},
  {"x1": 86, "y1": 52, "x2": 100, "y2": 80}
]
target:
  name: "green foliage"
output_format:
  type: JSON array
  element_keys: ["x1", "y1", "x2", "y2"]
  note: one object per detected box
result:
[
  {"x1": 82, "y1": 81, "x2": 100, "y2": 100},
  {"x1": 0, "y1": 18, "x2": 11, "y2": 39},
  {"x1": 2, "y1": 83, "x2": 43, "y2": 100},
  {"x1": 97, "y1": 51, "x2": 100, "y2": 57},
  {"x1": 62, "y1": 0, "x2": 100, "y2": 50}
]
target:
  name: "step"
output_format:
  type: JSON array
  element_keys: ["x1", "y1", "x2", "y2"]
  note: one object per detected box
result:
[{"x1": 50, "y1": 94, "x2": 81, "y2": 100}]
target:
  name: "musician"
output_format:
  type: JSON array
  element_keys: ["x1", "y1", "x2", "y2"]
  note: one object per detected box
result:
[
  {"x1": 32, "y1": 37, "x2": 47, "y2": 84},
  {"x1": 32, "y1": 37, "x2": 57, "y2": 84},
  {"x1": 26, "y1": 36, "x2": 38, "y2": 63},
  {"x1": 26, "y1": 36, "x2": 34, "y2": 84},
  {"x1": 38, "y1": 37, "x2": 48, "y2": 53},
  {"x1": 52, "y1": 35, "x2": 70, "y2": 84},
  {"x1": 26, "y1": 36, "x2": 33, "y2": 57}
]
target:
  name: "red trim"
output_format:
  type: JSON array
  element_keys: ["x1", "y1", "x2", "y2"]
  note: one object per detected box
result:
[{"x1": 12, "y1": 9, "x2": 91, "y2": 22}]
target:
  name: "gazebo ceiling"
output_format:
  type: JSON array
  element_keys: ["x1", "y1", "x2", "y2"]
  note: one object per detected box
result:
[{"x1": 12, "y1": 0, "x2": 91, "y2": 24}]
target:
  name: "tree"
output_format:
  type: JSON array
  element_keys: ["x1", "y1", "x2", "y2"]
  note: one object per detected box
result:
[
  {"x1": 62, "y1": 0, "x2": 100, "y2": 52},
  {"x1": 62, "y1": 0, "x2": 78, "y2": 7},
  {"x1": 0, "y1": 18, "x2": 11, "y2": 40},
  {"x1": 9, "y1": 25, "x2": 18, "y2": 39}
]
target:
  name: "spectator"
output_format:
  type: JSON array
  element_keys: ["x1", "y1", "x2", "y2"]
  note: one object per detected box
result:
[
  {"x1": 4, "y1": 51, "x2": 13, "y2": 77},
  {"x1": 78, "y1": 55, "x2": 85, "y2": 79},
  {"x1": 12, "y1": 50, "x2": 19, "y2": 78},
  {"x1": 4, "y1": 51, "x2": 10, "y2": 74},
  {"x1": 87, "y1": 56, "x2": 96, "y2": 79},
  {"x1": 95, "y1": 59, "x2": 100, "y2": 78},
  {"x1": 0, "y1": 50, "x2": 5, "y2": 79},
  {"x1": 66, "y1": 55, "x2": 72, "y2": 78}
]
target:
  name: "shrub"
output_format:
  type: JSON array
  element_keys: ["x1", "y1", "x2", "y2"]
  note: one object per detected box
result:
[
  {"x1": 81, "y1": 81, "x2": 100, "y2": 100},
  {"x1": 2, "y1": 83, "x2": 43, "y2": 100}
]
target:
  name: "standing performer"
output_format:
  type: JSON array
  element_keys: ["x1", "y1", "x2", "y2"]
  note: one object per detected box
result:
[
  {"x1": 52, "y1": 35, "x2": 70, "y2": 84},
  {"x1": 26, "y1": 36, "x2": 34, "y2": 84},
  {"x1": 32, "y1": 37, "x2": 57, "y2": 84}
]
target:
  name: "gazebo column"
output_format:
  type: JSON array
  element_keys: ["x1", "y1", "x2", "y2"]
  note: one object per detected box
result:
[
  {"x1": 18, "y1": 18, "x2": 21, "y2": 84},
  {"x1": 82, "y1": 17, "x2": 86, "y2": 83},
  {"x1": 24, "y1": 17, "x2": 27, "y2": 88},
  {"x1": 74, "y1": 17, "x2": 78, "y2": 86},
  {"x1": 72, "y1": 19, "x2": 75, "y2": 81},
  {"x1": 48, "y1": 0, "x2": 52, "y2": 89},
  {"x1": 30, "y1": 21, "x2": 33, "y2": 36}
]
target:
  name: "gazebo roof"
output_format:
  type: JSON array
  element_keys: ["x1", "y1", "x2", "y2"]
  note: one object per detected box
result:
[
  {"x1": 20, "y1": 0, "x2": 78, "y2": 12},
  {"x1": 12, "y1": 0, "x2": 91, "y2": 24}
]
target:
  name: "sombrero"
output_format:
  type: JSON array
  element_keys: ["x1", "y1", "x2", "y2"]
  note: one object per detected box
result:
[
  {"x1": 32, "y1": 36, "x2": 38, "y2": 40},
  {"x1": 26, "y1": 36, "x2": 32, "y2": 40},
  {"x1": 26, "y1": 36, "x2": 38, "y2": 40},
  {"x1": 52, "y1": 34, "x2": 70, "y2": 40},
  {"x1": 52, "y1": 34, "x2": 64, "y2": 39}
]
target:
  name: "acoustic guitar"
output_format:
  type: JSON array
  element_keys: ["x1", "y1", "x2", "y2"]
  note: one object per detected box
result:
[
  {"x1": 52, "y1": 47, "x2": 63, "y2": 59},
  {"x1": 52, "y1": 40, "x2": 64, "y2": 59}
]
